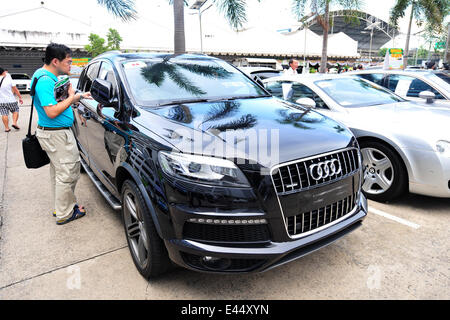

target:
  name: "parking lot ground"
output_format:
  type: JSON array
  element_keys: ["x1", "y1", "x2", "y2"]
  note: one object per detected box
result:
[{"x1": 0, "y1": 96, "x2": 449, "y2": 299}]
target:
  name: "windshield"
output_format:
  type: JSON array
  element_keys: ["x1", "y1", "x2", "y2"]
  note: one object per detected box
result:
[
  {"x1": 315, "y1": 77, "x2": 404, "y2": 107},
  {"x1": 11, "y1": 74, "x2": 30, "y2": 80},
  {"x1": 122, "y1": 58, "x2": 268, "y2": 106}
]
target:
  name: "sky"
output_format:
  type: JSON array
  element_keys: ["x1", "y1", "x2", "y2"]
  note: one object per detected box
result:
[{"x1": 0, "y1": 0, "x2": 445, "y2": 49}]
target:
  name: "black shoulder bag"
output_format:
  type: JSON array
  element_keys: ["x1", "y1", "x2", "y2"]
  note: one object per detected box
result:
[{"x1": 22, "y1": 76, "x2": 50, "y2": 169}]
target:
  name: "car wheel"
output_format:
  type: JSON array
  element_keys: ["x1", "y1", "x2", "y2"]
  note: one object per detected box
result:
[
  {"x1": 121, "y1": 179, "x2": 171, "y2": 278},
  {"x1": 359, "y1": 141, "x2": 407, "y2": 202}
]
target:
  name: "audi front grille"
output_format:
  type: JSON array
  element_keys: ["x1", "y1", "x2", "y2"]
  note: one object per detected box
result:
[
  {"x1": 285, "y1": 192, "x2": 359, "y2": 236},
  {"x1": 272, "y1": 148, "x2": 360, "y2": 194},
  {"x1": 270, "y1": 148, "x2": 361, "y2": 238}
]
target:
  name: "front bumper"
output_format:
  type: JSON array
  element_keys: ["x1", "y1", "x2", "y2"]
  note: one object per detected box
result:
[
  {"x1": 406, "y1": 148, "x2": 450, "y2": 198},
  {"x1": 164, "y1": 194, "x2": 367, "y2": 273}
]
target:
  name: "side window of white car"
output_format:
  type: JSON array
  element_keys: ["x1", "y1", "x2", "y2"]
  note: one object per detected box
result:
[
  {"x1": 386, "y1": 75, "x2": 444, "y2": 99},
  {"x1": 289, "y1": 83, "x2": 329, "y2": 109},
  {"x1": 264, "y1": 81, "x2": 283, "y2": 98}
]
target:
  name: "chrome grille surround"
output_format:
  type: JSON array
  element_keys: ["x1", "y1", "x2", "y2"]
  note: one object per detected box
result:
[{"x1": 270, "y1": 147, "x2": 362, "y2": 239}]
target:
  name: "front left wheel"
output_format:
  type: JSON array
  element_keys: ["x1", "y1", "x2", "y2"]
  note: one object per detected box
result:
[{"x1": 121, "y1": 179, "x2": 172, "y2": 279}]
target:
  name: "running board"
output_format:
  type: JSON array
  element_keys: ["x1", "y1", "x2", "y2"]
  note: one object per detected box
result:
[{"x1": 80, "y1": 157, "x2": 122, "y2": 211}]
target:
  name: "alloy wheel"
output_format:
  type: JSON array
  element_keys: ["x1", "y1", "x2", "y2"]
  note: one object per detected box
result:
[
  {"x1": 123, "y1": 191, "x2": 150, "y2": 269},
  {"x1": 361, "y1": 147, "x2": 394, "y2": 195}
]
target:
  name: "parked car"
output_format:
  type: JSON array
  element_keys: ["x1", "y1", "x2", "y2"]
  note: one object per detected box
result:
[
  {"x1": 349, "y1": 69, "x2": 450, "y2": 107},
  {"x1": 73, "y1": 52, "x2": 367, "y2": 278},
  {"x1": 10, "y1": 73, "x2": 31, "y2": 92},
  {"x1": 263, "y1": 74, "x2": 450, "y2": 202},
  {"x1": 238, "y1": 66, "x2": 283, "y2": 81}
]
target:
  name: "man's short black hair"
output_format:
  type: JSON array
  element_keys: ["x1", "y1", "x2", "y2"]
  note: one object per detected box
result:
[
  {"x1": 0, "y1": 67, "x2": 5, "y2": 74},
  {"x1": 44, "y1": 43, "x2": 72, "y2": 65}
]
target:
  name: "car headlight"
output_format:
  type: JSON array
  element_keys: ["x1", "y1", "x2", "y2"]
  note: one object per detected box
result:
[
  {"x1": 436, "y1": 140, "x2": 450, "y2": 157},
  {"x1": 158, "y1": 151, "x2": 250, "y2": 187}
]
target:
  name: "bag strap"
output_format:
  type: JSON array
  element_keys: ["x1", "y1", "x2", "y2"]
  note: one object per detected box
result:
[
  {"x1": 0, "y1": 76, "x2": 5, "y2": 88},
  {"x1": 27, "y1": 75, "x2": 47, "y2": 137}
]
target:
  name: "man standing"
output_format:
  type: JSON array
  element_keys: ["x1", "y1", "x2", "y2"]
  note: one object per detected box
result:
[
  {"x1": 284, "y1": 59, "x2": 299, "y2": 75},
  {"x1": 32, "y1": 43, "x2": 90, "y2": 225},
  {"x1": 0, "y1": 67, "x2": 23, "y2": 132}
]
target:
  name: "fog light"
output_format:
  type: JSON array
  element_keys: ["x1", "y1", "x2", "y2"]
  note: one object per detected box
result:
[
  {"x1": 188, "y1": 218, "x2": 268, "y2": 225},
  {"x1": 201, "y1": 256, "x2": 231, "y2": 271}
]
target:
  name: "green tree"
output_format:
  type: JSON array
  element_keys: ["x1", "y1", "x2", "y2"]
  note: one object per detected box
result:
[
  {"x1": 85, "y1": 33, "x2": 109, "y2": 57},
  {"x1": 292, "y1": 0, "x2": 363, "y2": 73},
  {"x1": 97, "y1": 0, "x2": 258, "y2": 54},
  {"x1": 390, "y1": 0, "x2": 449, "y2": 67},
  {"x1": 107, "y1": 28, "x2": 123, "y2": 50},
  {"x1": 379, "y1": 48, "x2": 388, "y2": 57}
]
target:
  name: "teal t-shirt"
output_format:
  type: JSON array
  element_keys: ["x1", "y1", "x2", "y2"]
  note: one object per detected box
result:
[{"x1": 31, "y1": 68, "x2": 74, "y2": 128}]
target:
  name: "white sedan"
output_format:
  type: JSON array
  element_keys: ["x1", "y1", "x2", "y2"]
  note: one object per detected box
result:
[
  {"x1": 349, "y1": 69, "x2": 450, "y2": 107},
  {"x1": 263, "y1": 74, "x2": 450, "y2": 201},
  {"x1": 10, "y1": 73, "x2": 31, "y2": 93}
]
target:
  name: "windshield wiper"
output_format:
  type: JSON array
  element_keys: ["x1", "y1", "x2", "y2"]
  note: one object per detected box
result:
[
  {"x1": 155, "y1": 98, "x2": 211, "y2": 107},
  {"x1": 152, "y1": 95, "x2": 270, "y2": 107},
  {"x1": 209, "y1": 95, "x2": 271, "y2": 102}
]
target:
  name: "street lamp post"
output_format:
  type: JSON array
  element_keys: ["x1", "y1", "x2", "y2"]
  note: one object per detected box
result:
[
  {"x1": 364, "y1": 21, "x2": 381, "y2": 64},
  {"x1": 190, "y1": 0, "x2": 211, "y2": 54}
]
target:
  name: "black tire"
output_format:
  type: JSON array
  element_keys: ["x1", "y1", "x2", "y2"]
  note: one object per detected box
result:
[
  {"x1": 359, "y1": 141, "x2": 408, "y2": 202},
  {"x1": 121, "y1": 179, "x2": 172, "y2": 278}
]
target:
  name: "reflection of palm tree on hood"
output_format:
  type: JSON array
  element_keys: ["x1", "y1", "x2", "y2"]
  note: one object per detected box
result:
[
  {"x1": 140, "y1": 58, "x2": 232, "y2": 96},
  {"x1": 276, "y1": 109, "x2": 323, "y2": 130},
  {"x1": 209, "y1": 114, "x2": 257, "y2": 132},
  {"x1": 202, "y1": 101, "x2": 240, "y2": 124}
]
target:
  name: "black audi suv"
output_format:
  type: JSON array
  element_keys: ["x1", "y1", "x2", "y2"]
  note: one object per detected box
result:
[{"x1": 72, "y1": 51, "x2": 367, "y2": 278}]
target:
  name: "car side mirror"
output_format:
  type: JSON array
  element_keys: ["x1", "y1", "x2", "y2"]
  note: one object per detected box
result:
[
  {"x1": 419, "y1": 90, "x2": 435, "y2": 104},
  {"x1": 296, "y1": 97, "x2": 316, "y2": 108},
  {"x1": 91, "y1": 79, "x2": 117, "y2": 108}
]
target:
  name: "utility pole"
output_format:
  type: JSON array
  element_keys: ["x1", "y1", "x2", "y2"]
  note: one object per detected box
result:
[{"x1": 445, "y1": 23, "x2": 450, "y2": 64}]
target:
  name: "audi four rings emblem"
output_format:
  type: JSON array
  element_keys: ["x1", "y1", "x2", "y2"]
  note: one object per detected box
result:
[{"x1": 309, "y1": 159, "x2": 342, "y2": 181}]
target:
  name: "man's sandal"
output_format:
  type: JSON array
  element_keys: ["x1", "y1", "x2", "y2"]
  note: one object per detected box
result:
[{"x1": 56, "y1": 205, "x2": 86, "y2": 225}]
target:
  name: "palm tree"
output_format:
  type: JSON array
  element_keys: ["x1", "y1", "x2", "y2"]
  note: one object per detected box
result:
[
  {"x1": 390, "y1": 0, "x2": 449, "y2": 67},
  {"x1": 97, "y1": 0, "x2": 257, "y2": 54},
  {"x1": 292, "y1": 0, "x2": 363, "y2": 73}
]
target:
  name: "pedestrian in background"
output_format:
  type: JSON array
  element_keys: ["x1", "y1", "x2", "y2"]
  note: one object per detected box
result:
[
  {"x1": 284, "y1": 59, "x2": 299, "y2": 75},
  {"x1": 32, "y1": 43, "x2": 91, "y2": 225},
  {"x1": 0, "y1": 67, "x2": 23, "y2": 132}
]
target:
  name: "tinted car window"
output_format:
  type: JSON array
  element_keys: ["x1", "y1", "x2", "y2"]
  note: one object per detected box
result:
[
  {"x1": 251, "y1": 71, "x2": 282, "y2": 80},
  {"x1": 122, "y1": 58, "x2": 267, "y2": 106},
  {"x1": 357, "y1": 73, "x2": 384, "y2": 85},
  {"x1": 386, "y1": 74, "x2": 444, "y2": 99},
  {"x1": 315, "y1": 78, "x2": 403, "y2": 107},
  {"x1": 434, "y1": 72, "x2": 450, "y2": 84},
  {"x1": 11, "y1": 74, "x2": 30, "y2": 80}
]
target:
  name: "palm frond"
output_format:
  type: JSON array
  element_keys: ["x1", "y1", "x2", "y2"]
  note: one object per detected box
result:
[
  {"x1": 213, "y1": 0, "x2": 248, "y2": 31},
  {"x1": 176, "y1": 63, "x2": 233, "y2": 79},
  {"x1": 96, "y1": 0, "x2": 137, "y2": 21},
  {"x1": 389, "y1": 0, "x2": 411, "y2": 27}
]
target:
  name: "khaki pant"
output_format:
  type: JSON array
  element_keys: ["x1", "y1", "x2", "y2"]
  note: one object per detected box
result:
[{"x1": 36, "y1": 128, "x2": 81, "y2": 219}]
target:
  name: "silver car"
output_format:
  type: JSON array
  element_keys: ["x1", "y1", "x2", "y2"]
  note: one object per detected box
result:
[
  {"x1": 263, "y1": 74, "x2": 450, "y2": 201},
  {"x1": 349, "y1": 69, "x2": 450, "y2": 107}
]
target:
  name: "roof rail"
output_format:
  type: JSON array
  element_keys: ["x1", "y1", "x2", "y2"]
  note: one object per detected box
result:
[{"x1": 95, "y1": 50, "x2": 122, "y2": 58}]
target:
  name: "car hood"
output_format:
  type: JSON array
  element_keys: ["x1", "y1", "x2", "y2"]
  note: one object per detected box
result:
[
  {"x1": 134, "y1": 97, "x2": 355, "y2": 169},
  {"x1": 335, "y1": 101, "x2": 450, "y2": 148}
]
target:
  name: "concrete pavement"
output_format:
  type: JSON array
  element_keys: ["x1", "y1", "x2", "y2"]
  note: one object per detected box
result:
[{"x1": 0, "y1": 96, "x2": 449, "y2": 300}]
